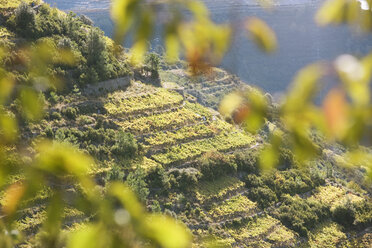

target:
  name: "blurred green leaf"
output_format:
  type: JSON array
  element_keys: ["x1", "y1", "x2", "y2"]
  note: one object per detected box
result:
[
  {"x1": 109, "y1": 182, "x2": 144, "y2": 221},
  {"x1": 111, "y1": 0, "x2": 140, "y2": 43},
  {"x1": 334, "y1": 54, "x2": 370, "y2": 106},
  {"x1": 0, "y1": 113, "x2": 18, "y2": 144},
  {"x1": 19, "y1": 88, "x2": 44, "y2": 121},
  {"x1": 316, "y1": 0, "x2": 372, "y2": 31},
  {"x1": 242, "y1": 89, "x2": 268, "y2": 133},
  {"x1": 0, "y1": 75, "x2": 14, "y2": 105},
  {"x1": 260, "y1": 144, "x2": 279, "y2": 171},
  {"x1": 35, "y1": 141, "x2": 93, "y2": 178},
  {"x1": 219, "y1": 92, "x2": 244, "y2": 118},
  {"x1": 144, "y1": 214, "x2": 191, "y2": 248},
  {"x1": 67, "y1": 224, "x2": 105, "y2": 248}
]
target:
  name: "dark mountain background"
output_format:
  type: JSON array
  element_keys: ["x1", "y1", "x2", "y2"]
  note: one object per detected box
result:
[{"x1": 44, "y1": 0, "x2": 372, "y2": 95}]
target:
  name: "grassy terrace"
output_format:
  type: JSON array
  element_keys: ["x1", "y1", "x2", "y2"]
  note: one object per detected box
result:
[
  {"x1": 116, "y1": 102, "x2": 209, "y2": 134},
  {"x1": 209, "y1": 195, "x2": 257, "y2": 219},
  {"x1": 195, "y1": 176, "x2": 244, "y2": 203},
  {"x1": 227, "y1": 215, "x2": 297, "y2": 246},
  {"x1": 105, "y1": 88, "x2": 184, "y2": 116},
  {"x1": 144, "y1": 119, "x2": 233, "y2": 148},
  {"x1": 151, "y1": 132, "x2": 254, "y2": 166},
  {"x1": 309, "y1": 185, "x2": 364, "y2": 209},
  {"x1": 135, "y1": 157, "x2": 160, "y2": 172},
  {"x1": 308, "y1": 222, "x2": 346, "y2": 248}
]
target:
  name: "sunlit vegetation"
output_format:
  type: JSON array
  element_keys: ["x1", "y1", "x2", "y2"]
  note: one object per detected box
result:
[
  {"x1": 226, "y1": 215, "x2": 297, "y2": 246},
  {"x1": 273, "y1": 195, "x2": 330, "y2": 236},
  {"x1": 1, "y1": 0, "x2": 372, "y2": 247},
  {"x1": 0, "y1": 0, "x2": 37, "y2": 9},
  {"x1": 309, "y1": 185, "x2": 364, "y2": 208},
  {"x1": 136, "y1": 157, "x2": 160, "y2": 172},
  {"x1": 160, "y1": 68, "x2": 247, "y2": 110},
  {"x1": 308, "y1": 222, "x2": 347, "y2": 248},
  {"x1": 116, "y1": 102, "x2": 211, "y2": 134},
  {"x1": 144, "y1": 120, "x2": 232, "y2": 148},
  {"x1": 208, "y1": 195, "x2": 257, "y2": 219},
  {"x1": 195, "y1": 176, "x2": 244, "y2": 203},
  {"x1": 152, "y1": 132, "x2": 254, "y2": 166},
  {"x1": 105, "y1": 88, "x2": 184, "y2": 116}
]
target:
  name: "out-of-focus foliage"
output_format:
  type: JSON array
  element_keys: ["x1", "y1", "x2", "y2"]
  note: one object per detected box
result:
[
  {"x1": 111, "y1": 0, "x2": 277, "y2": 73},
  {"x1": 218, "y1": 0, "x2": 372, "y2": 178},
  {"x1": 316, "y1": 0, "x2": 372, "y2": 31},
  {"x1": 1, "y1": 0, "x2": 372, "y2": 247},
  {"x1": 245, "y1": 17, "x2": 277, "y2": 53},
  {"x1": 221, "y1": 52, "x2": 372, "y2": 177},
  {"x1": 0, "y1": 41, "x2": 190, "y2": 248}
]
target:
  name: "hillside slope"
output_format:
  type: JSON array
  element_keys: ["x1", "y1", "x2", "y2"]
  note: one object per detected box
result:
[{"x1": 0, "y1": 1, "x2": 371, "y2": 248}]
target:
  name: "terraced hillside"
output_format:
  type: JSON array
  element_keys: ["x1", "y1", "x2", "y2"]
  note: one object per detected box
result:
[
  {"x1": 7, "y1": 70, "x2": 372, "y2": 248},
  {"x1": 160, "y1": 68, "x2": 249, "y2": 110},
  {"x1": 1, "y1": 1, "x2": 371, "y2": 247}
]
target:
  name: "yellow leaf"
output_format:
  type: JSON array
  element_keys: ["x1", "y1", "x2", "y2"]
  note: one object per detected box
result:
[
  {"x1": 316, "y1": 0, "x2": 346, "y2": 26},
  {"x1": 219, "y1": 92, "x2": 244, "y2": 118},
  {"x1": 245, "y1": 17, "x2": 277, "y2": 53}
]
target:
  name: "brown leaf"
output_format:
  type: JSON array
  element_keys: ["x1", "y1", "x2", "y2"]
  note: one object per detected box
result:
[
  {"x1": 323, "y1": 88, "x2": 348, "y2": 138},
  {"x1": 3, "y1": 182, "x2": 26, "y2": 215},
  {"x1": 233, "y1": 104, "x2": 251, "y2": 124}
]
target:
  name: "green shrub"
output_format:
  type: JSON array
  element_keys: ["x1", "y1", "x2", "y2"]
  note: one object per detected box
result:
[
  {"x1": 197, "y1": 151, "x2": 237, "y2": 180},
  {"x1": 62, "y1": 107, "x2": 78, "y2": 120},
  {"x1": 146, "y1": 165, "x2": 170, "y2": 192},
  {"x1": 44, "y1": 125, "x2": 54, "y2": 138},
  {"x1": 260, "y1": 169, "x2": 319, "y2": 198},
  {"x1": 150, "y1": 200, "x2": 161, "y2": 213},
  {"x1": 14, "y1": 2, "x2": 37, "y2": 37},
  {"x1": 168, "y1": 168, "x2": 201, "y2": 191},
  {"x1": 274, "y1": 195, "x2": 330, "y2": 237},
  {"x1": 332, "y1": 201, "x2": 356, "y2": 227},
  {"x1": 248, "y1": 186, "x2": 277, "y2": 209},
  {"x1": 77, "y1": 115, "x2": 95, "y2": 126},
  {"x1": 353, "y1": 200, "x2": 372, "y2": 227},
  {"x1": 36, "y1": 5, "x2": 65, "y2": 37},
  {"x1": 245, "y1": 174, "x2": 263, "y2": 188},
  {"x1": 127, "y1": 167, "x2": 149, "y2": 203},
  {"x1": 83, "y1": 127, "x2": 106, "y2": 144},
  {"x1": 112, "y1": 132, "x2": 139, "y2": 159},
  {"x1": 48, "y1": 91, "x2": 59, "y2": 104},
  {"x1": 54, "y1": 127, "x2": 83, "y2": 145},
  {"x1": 50, "y1": 111, "x2": 61, "y2": 120},
  {"x1": 234, "y1": 149, "x2": 259, "y2": 174},
  {"x1": 105, "y1": 163, "x2": 125, "y2": 182},
  {"x1": 278, "y1": 148, "x2": 297, "y2": 169}
]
